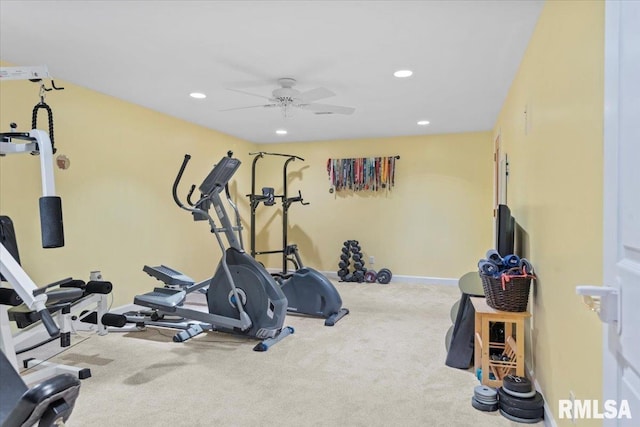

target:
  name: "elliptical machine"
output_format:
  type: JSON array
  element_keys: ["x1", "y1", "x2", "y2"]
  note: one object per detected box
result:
[
  {"x1": 121, "y1": 152, "x2": 293, "y2": 351},
  {"x1": 248, "y1": 152, "x2": 349, "y2": 326}
]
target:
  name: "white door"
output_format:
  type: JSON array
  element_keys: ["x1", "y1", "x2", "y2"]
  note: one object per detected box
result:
[{"x1": 602, "y1": 1, "x2": 640, "y2": 424}]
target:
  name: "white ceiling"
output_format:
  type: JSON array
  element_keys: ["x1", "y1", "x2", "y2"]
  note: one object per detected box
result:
[{"x1": 0, "y1": 1, "x2": 543, "y2": 144}]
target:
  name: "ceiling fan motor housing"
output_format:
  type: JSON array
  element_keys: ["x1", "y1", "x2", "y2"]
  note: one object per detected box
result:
[{"x1": 273, "y1": 78, "x2": 300, "y2": 101}]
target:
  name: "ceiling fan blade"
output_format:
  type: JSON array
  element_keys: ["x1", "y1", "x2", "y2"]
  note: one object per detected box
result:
[
  {"x1": 226, "y1": 88, "x2": 273, "y2": 100},
  {"x1": 303, "y1": 103, "x2": 355, "y2": 115},
  {"x1": 296, "y1": 87, "x2": 335, "y2": 103},
  {"x1": 219, "y1": 104, "x2": 278, "y2": 112}
]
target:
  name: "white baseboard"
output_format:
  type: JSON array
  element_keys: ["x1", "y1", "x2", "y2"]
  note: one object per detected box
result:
[
  {"x1": 376, "y1": 274, "x2": 458, "y2": 286},
  {"x1": 266, "y1": 267, "x2": 458, "y2": 286},
  {"x1": 528, "y1": 368, "x2": 556, "y2": 427}
]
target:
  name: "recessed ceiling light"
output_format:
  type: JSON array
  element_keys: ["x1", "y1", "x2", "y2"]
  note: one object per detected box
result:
[
  {"x1": 393, "y1": 70, "x2": 413, "y2": 78},
  {"x1": 189, "y1": 92, "x2": 206, "y2": 99},
  {"x1": 417, "y1": 120, "x2": 430, "y2": 126},
  {"x1": 276, "y1": 129, "x2": 287, "y2": 135}
]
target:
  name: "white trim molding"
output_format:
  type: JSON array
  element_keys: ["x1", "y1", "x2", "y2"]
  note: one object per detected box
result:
[
  {"x1": 266, "y1": 268, "x2": 458, "y2": 286},
  {"x1": 528, "y1": 367, "x2": 556, "y2": 427}
]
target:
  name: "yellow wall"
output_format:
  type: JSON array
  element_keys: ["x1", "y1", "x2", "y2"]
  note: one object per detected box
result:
[
  {"x1": 1, "y1": 71, "x2": 494, "y2": 311},
  {"x1": 254, "y1": 133, "x2": 494, "y2": 278},
  {"x1": 493, "y1": 1, "x2": 604, "y2": 424},
  {"x1": 0, "y1": 71, "x2": 255, "y2": 307}
]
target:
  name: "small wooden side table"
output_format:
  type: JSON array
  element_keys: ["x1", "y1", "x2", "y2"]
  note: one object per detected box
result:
[{"x1": 470, "y1": 297, "x2": 531, "y2": 388}]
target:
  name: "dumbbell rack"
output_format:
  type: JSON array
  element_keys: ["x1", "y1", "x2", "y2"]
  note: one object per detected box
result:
[
  {"x1": 337, "y1": 240, "x2": 393, "y2": 284},
  {"x1": 337, "y1": 240, "x2": 367, "y2": 282}
]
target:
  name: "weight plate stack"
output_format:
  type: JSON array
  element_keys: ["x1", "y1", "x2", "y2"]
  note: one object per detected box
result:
[
  {"x1": 503, "y1": 375, "x2": 533, "y2": 394},
  {"x1": 499, "y1": 408, "x2": 544, "y2": 424},
  {"x1": 497, "y1": 386, "x2": 544, "y2": 423},
  {"x1": 474, "y1": 385, "x2": 497, "y2": 402},
  {"x1": 472, "y1": 385, "x2": 498, "y2": 409},
  {"x1": 472, "y1": 397, "x2": 498, "y2": 412},
  {"x1": 502, "y1": 388, "x2": 537, "y2": 399}
]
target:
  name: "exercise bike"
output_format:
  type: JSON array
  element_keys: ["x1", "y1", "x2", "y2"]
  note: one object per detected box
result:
[
  {"x1": 248, "y1": 152, "x2": 349, "y2": 326},
  {"x1": 113, "y1": 152, "x2": 293, "y2": 351}
]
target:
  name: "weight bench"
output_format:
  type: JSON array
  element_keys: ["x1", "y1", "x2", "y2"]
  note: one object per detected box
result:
[
  {"x1": 1, "y1": 278, "x2": 113, "y2": 385},
  {"x1": 0, "y1": 349, "x2": 81, "y2": 427}
]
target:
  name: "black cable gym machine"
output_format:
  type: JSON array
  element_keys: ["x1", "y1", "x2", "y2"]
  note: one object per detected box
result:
[{"x1": 247, "y1": 152, "x2": 348, "y2": 326}]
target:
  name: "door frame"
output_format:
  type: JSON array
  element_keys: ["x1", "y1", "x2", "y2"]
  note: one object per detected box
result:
[
  {"x1": 601, "y1": 0, "x2": 618, "y2": 414},
  {"x1": 602, "y1": 0, "x2": 638, "y2": 421}
]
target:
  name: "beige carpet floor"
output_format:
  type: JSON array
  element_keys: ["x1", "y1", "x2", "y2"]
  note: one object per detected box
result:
[{"x1": 25, "y1": 281, "x2": 542, "y2": 426}]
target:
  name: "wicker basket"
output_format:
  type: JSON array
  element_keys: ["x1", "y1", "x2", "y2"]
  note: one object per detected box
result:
[{"x1": 479, "y1": 272, "x2": 533, "y2": 312}]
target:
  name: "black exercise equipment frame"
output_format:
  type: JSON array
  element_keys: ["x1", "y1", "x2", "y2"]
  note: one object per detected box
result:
[{"x1": 248, "y1": 151, "x2": 309, "y2": 275}]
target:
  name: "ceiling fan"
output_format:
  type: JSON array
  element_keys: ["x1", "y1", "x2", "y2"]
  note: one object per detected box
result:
[{"x1": 221, "y1": 78, "x2": 355, "y2": 117}]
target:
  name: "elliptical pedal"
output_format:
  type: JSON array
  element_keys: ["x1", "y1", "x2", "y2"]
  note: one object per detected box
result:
[
  {"x1": 133, "y1": 287, "x2": 186, "y2": 312},
  {"x1": 143, "y1": 265, "x2": 195, "y2": 288}
]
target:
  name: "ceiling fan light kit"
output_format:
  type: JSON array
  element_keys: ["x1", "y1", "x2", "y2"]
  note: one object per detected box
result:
[{"x1": 222, "y1": 78, "x2": 355, "y2": 117}]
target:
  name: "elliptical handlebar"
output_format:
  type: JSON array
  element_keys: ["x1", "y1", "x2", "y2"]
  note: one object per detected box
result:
[
  {"x1": 186, "y1": 185, "x2": 197, "y2": 207},
  {"x1": 172, "y1": 154, "x2": 192, "y2": 210},
  {"x1": 169, "y1": 152, "x2": 243, "y2": 253},
  {"x1": 224, "y1": 183, "x2": 245, "y2": 249}
]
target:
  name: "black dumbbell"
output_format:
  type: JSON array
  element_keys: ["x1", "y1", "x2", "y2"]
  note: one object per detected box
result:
[{"x1": 376, "y1": 268, "x2": 393, "y2": 284}]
